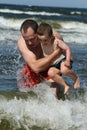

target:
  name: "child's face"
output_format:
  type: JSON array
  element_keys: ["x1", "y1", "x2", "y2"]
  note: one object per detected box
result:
[{"x1": 38, "y1": 35, "x2": 51, "y2": 45}]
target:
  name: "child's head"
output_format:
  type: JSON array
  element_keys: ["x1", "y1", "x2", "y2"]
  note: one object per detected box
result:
[{"x1": 37, "y1": 23, "x2": 53, "y2": 44}]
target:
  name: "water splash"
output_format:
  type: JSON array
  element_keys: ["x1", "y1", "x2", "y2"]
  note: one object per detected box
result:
[{"x1": 0, "y1": 84, "x2": 87, "y2": 130}]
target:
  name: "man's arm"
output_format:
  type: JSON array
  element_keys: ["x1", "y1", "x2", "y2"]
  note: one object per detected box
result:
[{"x1": 18, "y1": 36, "x2": 61, "y2": 73}]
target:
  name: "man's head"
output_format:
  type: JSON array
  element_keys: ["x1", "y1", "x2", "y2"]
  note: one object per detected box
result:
[
  {"x1": 20, "y1": 19, "x2": 38, "y2": 46},
  {"x1": 37, "y1": 22, "x2": 53, "y2": 45}
]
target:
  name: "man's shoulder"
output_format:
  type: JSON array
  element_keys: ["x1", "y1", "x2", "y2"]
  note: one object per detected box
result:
[
  {"x1": 18, "y1": 35, "x2": 28, "y2": 53},
  {"x1": 18, "y1": 35, "x2": 23, "y2": 44}
]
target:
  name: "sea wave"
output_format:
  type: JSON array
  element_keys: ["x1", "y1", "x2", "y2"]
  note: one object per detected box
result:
[
  {"x1": 0, "y1": 85, "x2": 87, "y2": 130},
  {"x1": 0, "y1": 9, "x2": 62, "y2": 16},
  {"x1": 0, "y1": 16, "x2": 87, "y2": 44},
  {"x1": 0, "y1": 16, "x2": 23, "y2": 30},
  {"x1": 0, "y1": 16, "x2": 87, "y2": 31},
  {"x1": 70, "y1": 11, "x2": 87, "y2": 15}
]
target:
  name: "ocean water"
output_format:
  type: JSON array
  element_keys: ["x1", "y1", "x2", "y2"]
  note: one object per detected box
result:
[{"x1": 0, "y1": 4, "x2": 87, "y2": 130}]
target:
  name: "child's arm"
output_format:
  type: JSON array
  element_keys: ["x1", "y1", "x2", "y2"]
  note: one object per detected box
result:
[
  {"x1": 53, "y1": 30, "x2": 63, "y2": 41},
  {"x1": 54, "y1": 39, "x2": 72, "y2": 67}
]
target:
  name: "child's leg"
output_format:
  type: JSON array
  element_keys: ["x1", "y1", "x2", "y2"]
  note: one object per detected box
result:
[
  {"x1": 48, "y1": 67, "x2": 70, "y2": 94},
  {"x1": 60, "y1": 62, "x2": 80, "y2": 89}
]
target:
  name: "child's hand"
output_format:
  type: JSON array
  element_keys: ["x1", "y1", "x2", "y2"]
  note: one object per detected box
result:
[{"x1": 64, "y1": 60, "x2": 70, "y2": 68}]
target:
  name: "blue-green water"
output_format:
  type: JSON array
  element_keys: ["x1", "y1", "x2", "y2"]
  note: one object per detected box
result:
[{"x1": 0, "y1": 4, "x2": 87, "y2": 130}]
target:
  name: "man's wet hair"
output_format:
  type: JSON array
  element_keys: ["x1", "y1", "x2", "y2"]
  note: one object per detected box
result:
[{"x1": 20, "y1": 19, "x2": 38, "y2": 33}]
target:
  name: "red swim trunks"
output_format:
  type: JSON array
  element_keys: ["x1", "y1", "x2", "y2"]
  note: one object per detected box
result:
[{"x1": 22, "y1": 65, "x2": 50, "y2": 88}]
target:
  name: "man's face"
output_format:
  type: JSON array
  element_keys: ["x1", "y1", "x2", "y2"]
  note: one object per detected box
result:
[{"x1": 22, "y1": 27, "x2": 38, "y2": 47}]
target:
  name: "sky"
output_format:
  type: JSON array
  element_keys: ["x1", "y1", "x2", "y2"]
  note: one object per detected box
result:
[{"x1": 0, "y1": 0, "x2": 87, "y2": 8}]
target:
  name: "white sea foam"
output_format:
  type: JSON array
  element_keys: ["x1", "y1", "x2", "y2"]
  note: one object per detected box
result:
[
  {"x1": 62, "y1": 32, "x2": 87, "y2": 44},
  {"x1": 0, "y1": 16, "x2": 87, "y2": 31},
  {"x1": 0, "y1": 9, "x2": 61, "y2": 16},
  {"x1": 0, "y1": 17, "x2": 87, "y2": 45},
  {"x1": 60, "y1": 21, "x2": 87, "y2": 31},
  {"x1": 58, "y1": 21, "x2": 87, "y2": 44},
  {"x1": 0, "y1": 16, "x2": 22, "y2": 30},
  {"x1": 71, "y1": 11, "x2": 81, "y2": 15},
  {"x1": 0, "y1": 84, "x2": 87, "y2": 130}
]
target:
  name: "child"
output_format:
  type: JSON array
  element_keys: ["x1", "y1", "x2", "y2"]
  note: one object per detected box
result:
[{"x1": 37, "y1": 22, "x2": 80, "y2": 94}]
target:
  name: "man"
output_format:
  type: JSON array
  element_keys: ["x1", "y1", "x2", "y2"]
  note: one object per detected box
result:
[{"x1": 17, "y1": 19, "x2": 61, "y2": 96}]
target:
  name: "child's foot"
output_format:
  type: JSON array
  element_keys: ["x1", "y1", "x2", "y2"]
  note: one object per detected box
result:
[
  {"x1": 64, "y1": 85, "x2": 70, "y2": 94},
  {"x1": 74, "y1": 77, "x2": 80, "y2": 89}
]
